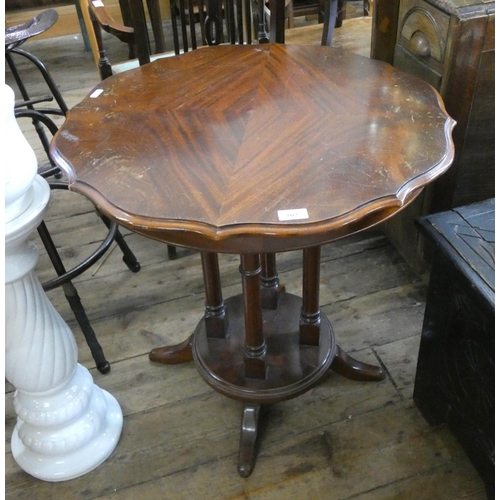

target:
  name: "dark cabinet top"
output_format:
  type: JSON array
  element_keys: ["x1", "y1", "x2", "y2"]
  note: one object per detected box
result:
[
  {"x1": 426, "y1": 0, "x2": 495, "y2": 19},
  {"x1": 418, "y1": 198, "x2": 495, "y2": 306}
]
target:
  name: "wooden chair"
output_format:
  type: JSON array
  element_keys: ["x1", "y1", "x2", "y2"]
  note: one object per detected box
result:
[
  {"x1": 87, "y1": 0, "x2": 338, "y2": 79},
  {"x1": 88, "y1": 0, "x2": 254, "y2": 79},
  {"x1": 157, "y1": 0, "x2": 338, "y2": 50}
]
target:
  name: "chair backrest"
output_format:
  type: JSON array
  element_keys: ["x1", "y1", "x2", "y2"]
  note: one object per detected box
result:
[
  {"x1": 170, "y1": 0, "x2": 255, "y2": 55},
  {"x1": 128, "y1": 0, "x2": 283, "y2": 64},
  {"x1": 88, "y1": 0, "x2": 261, "y2": 79},
  {"x1": 88, "y1": 0, "x2": 337, "y2": 80},
  {"x1": 159, "y1": 0, "x2": 339, "y2": 52}
]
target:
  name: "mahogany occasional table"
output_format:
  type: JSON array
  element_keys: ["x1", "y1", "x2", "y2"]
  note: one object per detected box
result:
[{"x1": 51, "y1": 44, "x2": 455, "y2": 477}]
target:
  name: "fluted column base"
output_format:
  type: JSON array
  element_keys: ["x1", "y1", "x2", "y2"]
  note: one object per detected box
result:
[{"x1": 11, "y1": 364, "x2": 123, "y2": 482}]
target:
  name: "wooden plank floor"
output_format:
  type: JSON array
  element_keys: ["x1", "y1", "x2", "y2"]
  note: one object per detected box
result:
[{"x1": 5, "y1": 15, "x2": 488, "y2": 500}]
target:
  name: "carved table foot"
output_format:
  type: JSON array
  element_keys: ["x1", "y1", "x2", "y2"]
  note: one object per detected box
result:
[
  {"x1": 331, "y1": 345, "x2": 385, "y2": 381},
  {"x1": 149, "y1": 334, "x2": 194, "y2": 364},
  {"x1": 238, "y1": 404, "x2": 266, "y2": 478}
]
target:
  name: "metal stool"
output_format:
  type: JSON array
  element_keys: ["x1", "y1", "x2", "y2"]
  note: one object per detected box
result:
[
  {"x1": 6, "y1": 10, "x2": 68, "y2": 172},
  {"x1": 7, "y1": 12, "x2": 142, "y2": 373}
]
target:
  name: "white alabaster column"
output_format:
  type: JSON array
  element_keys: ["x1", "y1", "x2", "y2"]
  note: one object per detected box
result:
[{"x1": 4, "y1": 84, "x2": 123, "y2": 481}]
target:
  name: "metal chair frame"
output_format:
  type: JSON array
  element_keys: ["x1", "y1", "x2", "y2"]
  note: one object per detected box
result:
[{"x1": 6, "y1": 11, "x2": 142, "y2": 373}]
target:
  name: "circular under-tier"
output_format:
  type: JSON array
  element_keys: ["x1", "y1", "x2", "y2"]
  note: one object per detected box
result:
[{"x1": 192, "y1": 292, "x2": 335, "y2": 404}]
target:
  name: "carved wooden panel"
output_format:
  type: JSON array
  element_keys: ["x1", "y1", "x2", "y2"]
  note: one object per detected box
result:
[{"x1": 414, "y1": 198, "x2": 495, "y2": 499}]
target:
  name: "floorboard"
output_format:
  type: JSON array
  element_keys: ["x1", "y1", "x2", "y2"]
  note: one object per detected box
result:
[{"x1": 4, "y1": 8, "x2": 488, "y2": 499}]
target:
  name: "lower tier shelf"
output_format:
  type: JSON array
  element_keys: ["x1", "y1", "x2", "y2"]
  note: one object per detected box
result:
[{"x1": 192, "y1": 292, "x2": 336, "y2": 404}]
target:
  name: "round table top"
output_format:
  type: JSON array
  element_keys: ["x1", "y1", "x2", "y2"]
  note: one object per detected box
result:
[{"x1": 51, "y1": 43, "x2": 455, "y2": 253}]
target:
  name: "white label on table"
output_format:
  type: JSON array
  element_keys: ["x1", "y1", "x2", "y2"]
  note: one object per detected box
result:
[
  {"x1": 90, "y1": 88, "x2": 104, "y2": 98},
  {"x1": 277, "y1": 208, "x2": 309, "y2": 221},
  {"x1": 92, "y1": 0, "x2": 105, "y2": 7}
]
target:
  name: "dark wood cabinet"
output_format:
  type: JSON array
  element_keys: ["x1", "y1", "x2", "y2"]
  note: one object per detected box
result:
[
  {"x1": 413, "y1": 199, "x2": 495, "y2": 499},
  {"x1": 372, "y1": 0, "x2": 495, "y2": 271}
]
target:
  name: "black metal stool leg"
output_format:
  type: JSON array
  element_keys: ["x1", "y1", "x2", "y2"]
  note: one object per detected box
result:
[
  {"x1": 98, "y1": 214, "x2": 142, "y2": 272},
  {"x1": 99, "y1": 212, "x2": 176, "y2": 263},
  {"x1": 37, "y1": 220, "x2": 111, "y2": 374},
  {"x1": 167, "y1": 244, "x2": 177, "y2": 260},
  {"x1": 8, "y1": 47, "x2": 69, "y2": 114},
  {"x1": 61, "y1": 281, "x2": 111, "y2": 374},
  {"x1": 15, "y1": 108, "x2": 63, "y2": 178}
]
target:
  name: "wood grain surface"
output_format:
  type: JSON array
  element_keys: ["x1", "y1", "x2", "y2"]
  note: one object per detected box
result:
[{"x1": 51, "y1": 43, "x2": 455, "y2": 253}]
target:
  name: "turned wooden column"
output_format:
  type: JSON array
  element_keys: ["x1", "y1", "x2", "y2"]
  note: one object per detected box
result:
[
  {"x1": 260, "y1": 253, "x2": 281, "y2": 310},
  {"x1": 240, "y1": 254, "x2": 267, "y2": 380},
  {"x1": 4, "y1": 84, "x2": 122, "y2": 481},
  {"x1": 300, "y1": 246, "x2": 321, "y2": 346},
  {"x1": 201, "y1": 251, "x2": 228, "y2": 338}
]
